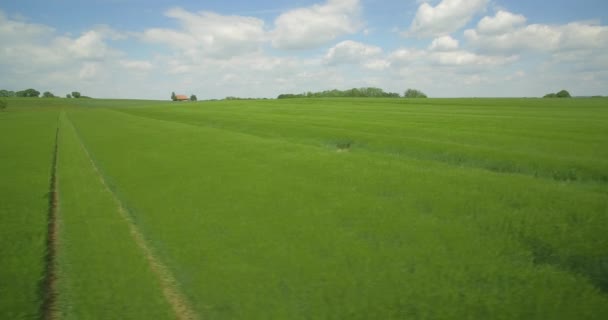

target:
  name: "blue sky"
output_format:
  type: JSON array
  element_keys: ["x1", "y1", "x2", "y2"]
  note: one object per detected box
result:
[{"x1": 1, "y1": 0, "x2": 607, "y2": 99}]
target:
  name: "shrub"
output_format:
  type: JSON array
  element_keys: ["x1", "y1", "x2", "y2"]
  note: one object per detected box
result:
[
  {"x1": 544, "y1": 90, "x2": 571, "y2": 98},
  {"x1": 404, "y1": 89, "x2": 428, "y2": 98}
]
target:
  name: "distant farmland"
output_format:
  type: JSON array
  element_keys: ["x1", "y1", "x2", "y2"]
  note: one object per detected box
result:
[{"x1": 1, "y1": 97, "x2": 607, "y2": 319}]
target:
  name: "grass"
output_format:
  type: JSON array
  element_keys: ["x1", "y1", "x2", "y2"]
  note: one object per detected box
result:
[
  {"x1": 1, "y1": 97, "x2": 607, "y2": 319},
  {"x1": 0, "y1": 108, "x2": 58, "y2": 319}
]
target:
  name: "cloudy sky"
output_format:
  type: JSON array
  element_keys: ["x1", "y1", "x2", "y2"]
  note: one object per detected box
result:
[{"x1": 1, "y1": 0, "x2": 607, "y2": 99}]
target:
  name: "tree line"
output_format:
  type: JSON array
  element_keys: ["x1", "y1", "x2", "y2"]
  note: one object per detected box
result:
[
  {"x1": 277, "y1": 87, "x2": 428, "y2": 99},
  {"x1": 0, "y1": 89, "x2": 90, "y2": 98}
]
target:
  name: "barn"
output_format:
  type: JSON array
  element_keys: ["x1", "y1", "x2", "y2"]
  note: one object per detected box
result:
[{"x1": 175, "y1": 94, "x2": 189, "y2": 101}]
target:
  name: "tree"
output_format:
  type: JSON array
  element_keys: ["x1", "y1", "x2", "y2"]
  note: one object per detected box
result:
[
  {"x1": 404, "y1": 88, "x2": 428, "y2": 98},
  {"x1": 543, "y1": 90, "x2": 571, "y2": 98},
  {"x1": 0, "y1": 89, "x2": 16, "y2": 97},
  {"x1": 71, "y1": 91, "x2": 81, "y2": 98},
  {"x1": 66, "y1": 94, "x2": 72, "y2": 98},
  {"x1": 0, "y1": 100, "x2": 6, "y2": 111},
  {"x1": 556, "y1": 89, "x2": 571, "y2": 98},
  {"x1": 43, "y1": 91, "x2": 55, "y2": 98},
  {"x1": 190, "y1": 94, "x2": 197, "y2": 101},
  {"x1": 171, "y1": 92, "x2": 177, "y2": 101},
  {"x1": 16, "y1": 88, "x2": 40, "y2": 97}
]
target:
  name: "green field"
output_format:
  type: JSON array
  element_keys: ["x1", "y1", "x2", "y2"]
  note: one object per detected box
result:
[{"x1": 1, "y1": 97, "x2": 607, "y2": 319}]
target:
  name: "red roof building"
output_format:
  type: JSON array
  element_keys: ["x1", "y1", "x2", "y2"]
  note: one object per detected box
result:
[{"x1": 175, "y1": 94, "x2": 189, "y2": 101}]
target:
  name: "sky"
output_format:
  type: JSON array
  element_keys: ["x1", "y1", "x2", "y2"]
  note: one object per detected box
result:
[{"x1": 1, "y1": 0, "x2": 607, "y2": 99}]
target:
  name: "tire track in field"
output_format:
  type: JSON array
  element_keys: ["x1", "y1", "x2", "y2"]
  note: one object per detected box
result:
[
  {"x1": 41, "y1": 114, "x2": 60, "y2": 320},
  {"x1": 64, "y1": 114, "x2": 199, "y2": 320}
]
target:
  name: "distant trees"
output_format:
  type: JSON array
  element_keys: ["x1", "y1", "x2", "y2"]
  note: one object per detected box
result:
[
  {"x1": 71, "y1": 91, "x2": 81, "y2": 98},
  {"x1": 66, "y1": 94, "x2": 72, "y2": 98},
  {"x1": 278, "y1": 87, "x2": 402, "y2": 99},
  {"x1": 171, "y1": 92, "x2": 177, "y2": 101},
  {"x1": 16, "y1": 88, "x2": 40, "y2": 97},
  {"x1": 0, "y1": 88, "x2": 64, "y2": 98},
  {"x1": 190, "y1": 94, "x2": 197, "y2": 101},
  {"x1": 404, "y1": 89, "x2": 428, "y2": 98},
  {"x1": 544, "y1": 89, "x2": 571, "y2": 98},
  {"x1": 0, "y1": 90, "x2": 16, "y2": 97}
]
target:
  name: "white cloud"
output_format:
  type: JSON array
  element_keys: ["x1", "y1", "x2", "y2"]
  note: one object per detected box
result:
[
  {"x1": 271, "y1": 0, "x2": 362, "y2": 49},
  {"x1": 325, "y1": 40, "x2": 382, "y2": 65},
  {"x1": 363, "y1": 59, "x2": 391, "y2": 71},
  {"x1": 429, "y1": 50, "x2": 517, "y2": 66},
  {"x1": 389, "y1": 48, "x2": 426, "y2": 66},
  {"x1": 429, "y1": 35, "x2": 459, "y2": 51},
  {"x1": 56, "y1": 30, "x2": 119, "y2": 60},
  {"x1": 1, "y1": 6, "x2": 608, "y2": 99},
  {"x1": 120, "y1": 60, "x2": 153, "y2": 72},
  {"x1": 477, "y1": 10, "x2": 526, "y2": 35},
  {"x1": 409, "y1": 0, "x2": 488, "y2": 37},
  {"x1": 0, "y1": 11, "x2": 54, "y2": 42},
  {"x1": 388, "y1": 45, "x2": 515, "y2": 68},
  {"x1": 142, "y1": 7, "x2": 266, "y2": 58},
  {"x1": 79, "y1": 62, "x2": 100, "y2": 80},
  {"x1": 465, "y1": 11, "x2": 608, "y2": 53}
]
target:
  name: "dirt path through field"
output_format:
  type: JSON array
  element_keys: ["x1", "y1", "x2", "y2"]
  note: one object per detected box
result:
[
  {"x1": 41, "y1": 115, "x2": 60, "y2": 320},
  {"x1": 65, "y1": 114, "x2": 199, "y2": 320}
]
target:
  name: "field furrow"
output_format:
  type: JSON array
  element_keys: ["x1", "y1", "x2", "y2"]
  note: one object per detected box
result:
[{"x1": 41, "y1": 119, "x2": 60, "y2": 320}]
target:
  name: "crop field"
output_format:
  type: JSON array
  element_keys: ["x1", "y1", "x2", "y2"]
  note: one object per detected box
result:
[{"x1": 1, "y1": 97, "x2": 608, "y2": 319}]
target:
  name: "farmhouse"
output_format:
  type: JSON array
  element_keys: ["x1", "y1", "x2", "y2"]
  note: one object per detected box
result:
[{"x1": 175, "y1": 94, "x2": 189, "y2": 101}]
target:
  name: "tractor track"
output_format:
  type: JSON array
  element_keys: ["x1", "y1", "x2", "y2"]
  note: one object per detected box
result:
[
  {"x1": 65, "y1": 114, "x2": 199, "y2": 320},
  {"x1": 40, "y1": 116, "x2": 60, "y2": 320}
]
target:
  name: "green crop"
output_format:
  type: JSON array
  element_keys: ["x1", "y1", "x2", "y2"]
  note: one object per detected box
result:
[
  {"x1": 54, "y1": 113, "x2": 174, "y2": 319},
  {"x1": 0, "y1": 108, "x2": 58, "y2": 319},
  {"x1": 2, "y1": 97, "x2": 607, "y2": 319}
]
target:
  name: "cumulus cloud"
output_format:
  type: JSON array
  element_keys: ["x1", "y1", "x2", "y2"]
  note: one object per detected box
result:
[
  {"x1": 0, "y1": 12, "x2": 136, "y2": 96},
  {"x1": 465, "y1": 11, "x2": 608, "y2": 53},
  {"x1": 142, "y1": 7, "x2": 266, "y2": 58},
  {"x1": 1, "y1": 5, "x2": 608, "y2": 99},
  {"x1": 409, "y1": 0, "x2": 488, "y2": 37},
  {"x1": 389, "y1": 48, "x2": 427, "y2": 66},
  {"x1": 55, "y1": 30, "x2": 120, "y2": 60},
  {"x1": 325, "y1": 40, "x2": 382, "y2": 65},
  {"x1": 120, "y1": 60, "x2": 154, "y2": 72},
  {"x1": 0, "y1": 11, "x2": 54, "y2": 42},
  {"x1": 429, "y1": 35, "x2": 459, "y2": 51},
  {"x1": 476, "y1": 10, "x2": 526, "y2": 35},
  {"x1": 363, "y1": 59, "x2": 391, "y2": 71},
  {"x1": 271, "y1": 0, "x2": 362, "y2": 49},
  {"x1": 386, "y1": 41, "x2": 516, "y2": 70},
  {"x1": 429, "y1": 50, "x2": 517, "y2": 66}
]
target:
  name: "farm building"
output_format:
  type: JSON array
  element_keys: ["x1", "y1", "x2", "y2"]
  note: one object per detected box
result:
[{"x1": 175, "y1": 94, "x2": 189, "y2": 101}]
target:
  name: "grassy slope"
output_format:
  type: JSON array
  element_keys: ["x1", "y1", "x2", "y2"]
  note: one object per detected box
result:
[
  {"x1": 67, "y1": 98, "x2": 608, "y2": 319},
  {"x1": 55, "y1": 112, "x2": 174, "y2": 319},
  {"x1": 0, "y1": 106, "x2": 58, "y2": 319}
]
